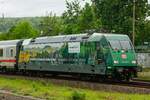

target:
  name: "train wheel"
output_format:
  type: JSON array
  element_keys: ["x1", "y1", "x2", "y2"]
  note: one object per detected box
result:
[
  {"x1": 114, "y1": 73, "x2": 125, "y2": 82},
  {"x1": 125, "y1": 76, "x2": 130, "y2": 82},
  {"x1": 1, "y1": 66, "x2": 6, "y2": 73},
  {"x1": 100, "y1": 75, "x2": 107, "y2": 82},
  {"x1": 125, "y1": 73, "x2": 132, "y2": 82}
]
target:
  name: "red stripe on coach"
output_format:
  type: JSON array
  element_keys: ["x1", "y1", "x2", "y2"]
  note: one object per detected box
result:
[{"x1": 0, "y1": 60, "x2": 16, "y2": 62}]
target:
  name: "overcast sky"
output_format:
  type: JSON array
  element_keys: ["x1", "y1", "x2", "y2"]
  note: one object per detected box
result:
[
  {"x1": 0, "y1": 0, "x2": 149, "y2": 18},
  {"x1": 0, "y1": 0, "x2": 91, "y2": 17}
]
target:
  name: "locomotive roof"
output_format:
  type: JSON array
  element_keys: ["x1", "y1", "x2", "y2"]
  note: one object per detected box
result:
[
  {"x1": 103, "y1": 33, "x2": 129, "y2": 41},
  {"x1": 32, "y1": 34, "x2": 88, "y2": 44},
  {"x1": 29, "y1": 33, "x2": 129, "y2": 44}
]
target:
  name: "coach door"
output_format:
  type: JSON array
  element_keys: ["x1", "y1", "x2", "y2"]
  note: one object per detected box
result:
[
  {"x1": 0, "y1": 49, "x2": 3, "y2": 57},
  {"x1": 5, "y1": 47, "x2": 15, "y2": 58},
  {"x1": 10, "y1": 48, "x2": 15, "y2": 58}
]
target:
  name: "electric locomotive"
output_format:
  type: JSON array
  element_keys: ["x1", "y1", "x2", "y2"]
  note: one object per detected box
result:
[{"x1": 17, "y1": 33, "x2": 138, "y2": 81}]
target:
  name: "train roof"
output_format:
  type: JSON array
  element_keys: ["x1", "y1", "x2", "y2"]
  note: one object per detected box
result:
[
  {"x1": 103, "y1": 33, "x2": 129, "y2": 40},
  {"x1": 31, "y1": 34, "x2": 87, "y2": 44},
  {"x1": 24, "y1": 33, "x2": 130, "y2": 44},
  {"x1": 0, "y1": 40, "x2": 21, "y2": 45}
]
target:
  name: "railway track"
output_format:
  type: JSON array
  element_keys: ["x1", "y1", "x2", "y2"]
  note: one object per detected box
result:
[
  {"x1": 114, "y1": 80, "x2": 150, "y2": 89},
  {"x1": 0, "y1": 72, "x2": 149, "y2": 94}
]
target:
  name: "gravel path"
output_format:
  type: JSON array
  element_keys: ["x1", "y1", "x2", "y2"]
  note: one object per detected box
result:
[{"x1": 0, "y1": 90, "x2": 44, "y2": 100}]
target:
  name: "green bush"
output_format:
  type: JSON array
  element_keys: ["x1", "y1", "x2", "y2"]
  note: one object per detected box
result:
[{"x1": 72, "y1": 91, "x2": 86, "y2": 100}]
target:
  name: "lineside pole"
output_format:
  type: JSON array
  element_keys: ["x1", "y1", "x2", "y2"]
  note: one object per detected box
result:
[{"x1": 133, "y1": 0, "x2": 136, "y2": 46}]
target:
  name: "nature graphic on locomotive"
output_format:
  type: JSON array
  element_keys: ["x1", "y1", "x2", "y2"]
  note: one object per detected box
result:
[{"x1": 0, "y1": 33, "x2": 138, "y2": 81}]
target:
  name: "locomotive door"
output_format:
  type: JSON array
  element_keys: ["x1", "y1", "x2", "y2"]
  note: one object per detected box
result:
[
  {"x1": 95, "y1": 42, "x2": 106, "y2": 74},
  {"x1": 96, "y1": 42, "x2": 104, "y2": 64}
]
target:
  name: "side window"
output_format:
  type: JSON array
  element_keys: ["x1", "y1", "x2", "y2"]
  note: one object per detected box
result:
[
  {"x1": 0, "y1": 49, "x2": 3, "y2": 57},
  {"x1": 10, "y1": 49, "x2": 14, "y2": 57}
]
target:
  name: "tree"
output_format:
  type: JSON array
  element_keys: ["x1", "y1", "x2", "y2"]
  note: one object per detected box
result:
[
  {"x1": 62, "y1": 0, "x2": 102, "y2": 34},
  {"x1": 92, "y1": 0, "x2": 149, "y2": 44},
  {"x1": 79, "y1": 3, "x2": 102, "y2": 31},
  {"x1": 62, "y1": 0, "x2": 82, "y2": 34},
  {"x1": 11, "y1": 20, "x2": 39, "y2": 39},
  {"x1": 136, "y1": 20, "x2": 150, "y2": 44},
  {"x1": 40, "y1": 13, "x2": 64, "y2": 36},
  {"x1": 0, "y1": 33, "x2": 10, "y2": 40}
]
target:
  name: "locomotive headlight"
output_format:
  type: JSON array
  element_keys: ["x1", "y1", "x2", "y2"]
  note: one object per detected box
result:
[
  {"x1": 114, "y1": 61, "x2": 119, "y2": 64},
  {"x1": 132, "y1": 60, "x2": 136, "y2": 64}
]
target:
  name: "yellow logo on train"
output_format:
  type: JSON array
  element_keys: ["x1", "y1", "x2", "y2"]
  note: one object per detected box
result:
[{"x1": 19, "y1": 52, "x2": 30, "y2": 63}]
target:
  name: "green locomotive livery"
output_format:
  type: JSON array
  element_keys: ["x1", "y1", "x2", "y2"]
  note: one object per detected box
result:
[{"x1": 18, "y1": 33, "x2": 138, "y2": 81}]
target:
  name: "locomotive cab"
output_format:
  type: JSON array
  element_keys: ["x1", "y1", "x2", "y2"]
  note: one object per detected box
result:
[{"x1": 103, "y1": 34, "x2": 138, "y2": 80}]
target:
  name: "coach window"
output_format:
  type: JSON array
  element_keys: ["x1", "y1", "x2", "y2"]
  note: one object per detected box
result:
[
  {"x1": 10, "y1": 49, "x2": 14, "y2": 57},
  {"x1": 0, "y1": 49, "x2": 3, "y2": 57}
]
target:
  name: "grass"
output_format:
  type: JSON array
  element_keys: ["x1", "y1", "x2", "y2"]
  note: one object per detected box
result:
[
  {"x1": 0, "y1": 76, "x2": 149, "y2": 100},
  {"x1": 138, "y1": 68, "x2": 150, "y2": 81}
]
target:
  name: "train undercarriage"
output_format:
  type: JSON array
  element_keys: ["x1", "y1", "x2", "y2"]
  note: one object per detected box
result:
[{"x1": 0, "y1": 65, "x2": 139, "y2": 82}]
